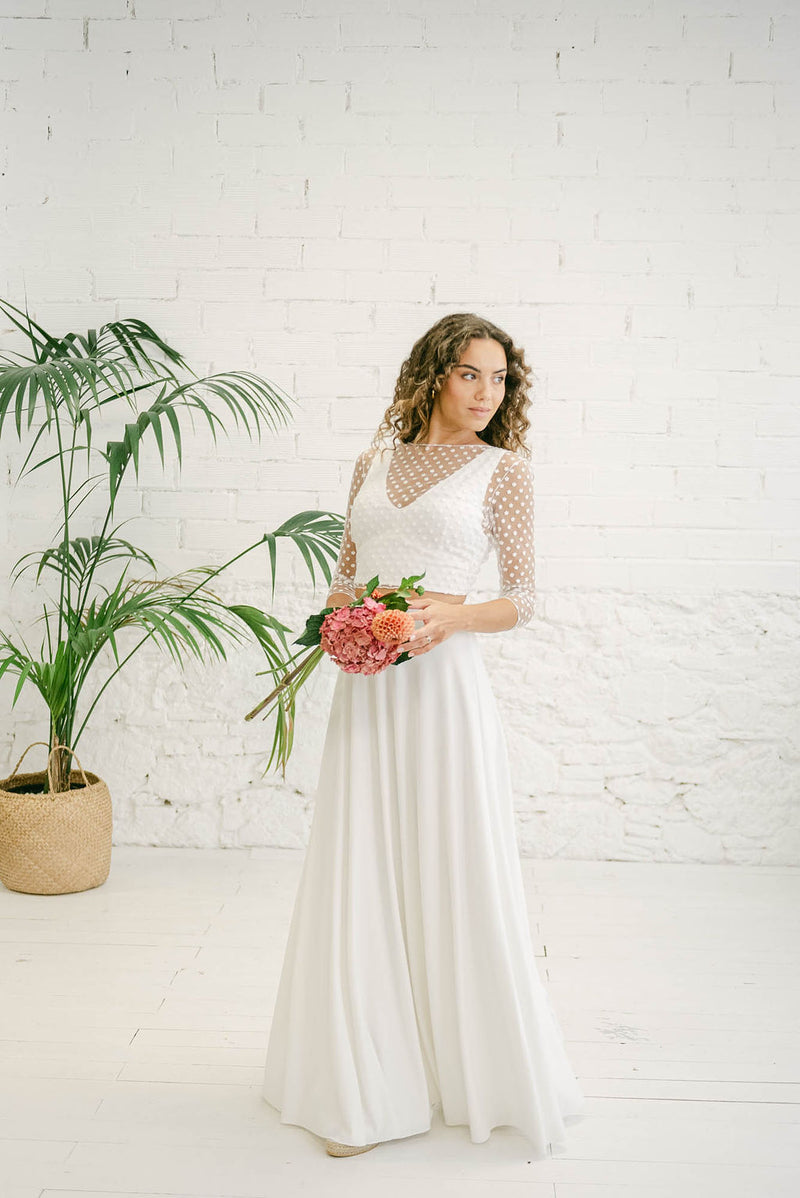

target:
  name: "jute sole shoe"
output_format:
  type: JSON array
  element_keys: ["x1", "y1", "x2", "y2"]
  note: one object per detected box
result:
[{"x1": 325, "y1": 1139, "x2": 379, "y2": 1156}]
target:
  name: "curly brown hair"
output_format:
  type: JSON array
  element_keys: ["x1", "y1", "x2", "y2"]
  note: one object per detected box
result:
[{"x1": 372, "y1": 313, "x2": 533, "y2": 455}]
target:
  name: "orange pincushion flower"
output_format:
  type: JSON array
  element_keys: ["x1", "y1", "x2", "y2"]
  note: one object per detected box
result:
[{"x1": 371, "y1": 608, "x2": 416, "y2": 645}]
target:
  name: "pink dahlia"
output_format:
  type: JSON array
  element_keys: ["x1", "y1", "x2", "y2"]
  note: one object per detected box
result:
[{"x1": 320, "y1": 596, "x2": 402, "y2": 675}]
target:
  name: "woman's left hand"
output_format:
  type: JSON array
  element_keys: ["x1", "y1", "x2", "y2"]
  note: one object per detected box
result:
[{"x1": 397, "y1": 597, "x2": 467, "y2": 657}]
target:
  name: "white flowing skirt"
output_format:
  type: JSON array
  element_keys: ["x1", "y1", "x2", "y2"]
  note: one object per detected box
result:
[{"x1": 261, "y1": 628, "x2": 586, "y2": 1153}]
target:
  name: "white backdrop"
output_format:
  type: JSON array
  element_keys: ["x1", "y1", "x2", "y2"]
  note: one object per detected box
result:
[{"x1": 1, "y1": 0, "x2": 798, "y2": 863}]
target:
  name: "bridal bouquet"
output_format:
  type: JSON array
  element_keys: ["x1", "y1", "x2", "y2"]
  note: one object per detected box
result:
[{"x1": 244, "y1": 573, "x2": 425, "y2": 772}]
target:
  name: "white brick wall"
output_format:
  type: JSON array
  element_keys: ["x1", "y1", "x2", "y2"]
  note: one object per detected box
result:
[{"x1": 1, "y1": 0, "x2": 799, "y2": 863}]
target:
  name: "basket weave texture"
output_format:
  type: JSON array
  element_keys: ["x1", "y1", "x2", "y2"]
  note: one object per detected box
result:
[{"x1": 0, "y1": 741, "x2": 112, "y2": 895}]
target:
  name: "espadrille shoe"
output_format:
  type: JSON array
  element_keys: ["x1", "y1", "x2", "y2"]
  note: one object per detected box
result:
[{"x1": 325, "y1": 1138, "x2": 379, "y2": 1156}]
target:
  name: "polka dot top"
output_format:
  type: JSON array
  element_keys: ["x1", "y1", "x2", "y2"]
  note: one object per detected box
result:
[{"x1": 328, "y1": 441, "x2": 536, "y2": 628}]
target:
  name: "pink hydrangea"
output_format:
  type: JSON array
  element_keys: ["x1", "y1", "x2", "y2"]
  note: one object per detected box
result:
[{"x1": 320, "y1": 595, "x2": 402, "y2": 675}]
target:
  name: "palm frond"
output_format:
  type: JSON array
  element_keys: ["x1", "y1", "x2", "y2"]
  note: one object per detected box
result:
[
  {"x1": 0, "y1": 298, "x2": 55, "y2": 359},
  {"x1": 67, "y1": 568, "x2": 285, "y2": 674},
  {"x1": 100, "y1": 372, "x2": 296, "y2": 506},
  {"x1": 0, "y1": 351, "x2": 148, "y2": 439},
  {"x1": 96, "y1": 317, "x2": 189, "y2": 378},
  {"x1": 262, "y1": 510, "x2": 345, "y2": 601},
  {"x1": 0, "y1": 359, "x2": 60, "y2": 436},
  {"x1": 11, "y1": 533, "x2": 159, "y2": 590},
  {"x1": 0, "y1": 632, "x2": 48, "y2": 711}
]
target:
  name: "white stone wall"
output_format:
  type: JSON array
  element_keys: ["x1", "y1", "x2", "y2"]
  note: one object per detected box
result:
[{"x1": 1, "y1": 1, "x2": 798, "y2": 863}]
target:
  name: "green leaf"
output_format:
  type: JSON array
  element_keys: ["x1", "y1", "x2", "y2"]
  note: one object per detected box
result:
[
  {"x1": 11, "y1": 658, "x2": 35, "y2": 706},
  {"x1": 293, "y1": 607, "x2": 334, "y2": 647}
]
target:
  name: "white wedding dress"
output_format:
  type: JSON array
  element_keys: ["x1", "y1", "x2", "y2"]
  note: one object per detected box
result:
[{"x1": 261, "y1": 441, "x2": 586, "y2": 1154}]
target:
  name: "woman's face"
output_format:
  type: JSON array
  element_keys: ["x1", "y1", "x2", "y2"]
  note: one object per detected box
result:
[{"x1": 433, "y1": 337, "x2": 507, "y2": 434}]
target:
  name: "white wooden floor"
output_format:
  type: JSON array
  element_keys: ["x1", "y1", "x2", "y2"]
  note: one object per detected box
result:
[{"x1": 0, "y1": 847, "x2": 798, "y2": 1198}]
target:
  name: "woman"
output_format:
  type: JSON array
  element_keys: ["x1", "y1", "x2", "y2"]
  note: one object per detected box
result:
[{"x1": 261, "y1": 313, "x2": 586, "y2": 1158}]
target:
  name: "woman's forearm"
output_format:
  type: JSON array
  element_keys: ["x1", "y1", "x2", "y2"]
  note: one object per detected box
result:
[
  {"x1": 459, "y1": 597, "x2": 520, "y2": 634},
  {"x1": 325, "y1": 590, "x2": 355, "y2": 608},
  {"x1": 324, "y1": 590, "x2": 521, "y2": 632}
]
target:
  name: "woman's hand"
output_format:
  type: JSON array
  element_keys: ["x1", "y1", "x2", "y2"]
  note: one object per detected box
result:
[{"x1": 397, "y1": 597, "x2": 467, "y2": 657}]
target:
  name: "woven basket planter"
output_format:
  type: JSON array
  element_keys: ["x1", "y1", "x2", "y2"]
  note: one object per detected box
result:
[{"x1": 0, "y1": 741, "x2": 113, "y2": 895}]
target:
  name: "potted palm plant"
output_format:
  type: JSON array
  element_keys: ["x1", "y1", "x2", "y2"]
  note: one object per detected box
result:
[{"x1": 0, "y1": 298, "x2": 343, "y2": 894}]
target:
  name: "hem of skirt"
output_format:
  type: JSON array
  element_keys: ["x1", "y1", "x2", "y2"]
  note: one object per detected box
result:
[
  {"x1": 262, "y1": 1091, "x2": 433, "y2": 1145},
  {"x1": 444, "y1": 1119, "x2": 566, "y2": 1154},
  {"x1": 263, "y1": 1090, "x2": 587, "y2": 1153},
  {"x1": 458, "y1": 1127, "x2": 575, "y2": 1154},
  {"x1": 444, "y1": 1095, "x2": 587, "y2": 1153}
]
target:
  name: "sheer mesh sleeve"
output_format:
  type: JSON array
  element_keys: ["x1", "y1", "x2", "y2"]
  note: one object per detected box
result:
[
  {"x1": 486, "y1": 452, "x2": 536, "y2": 629},
  {"x1": 327, "y1": 448, "x2": 374, "y2": 602}
]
